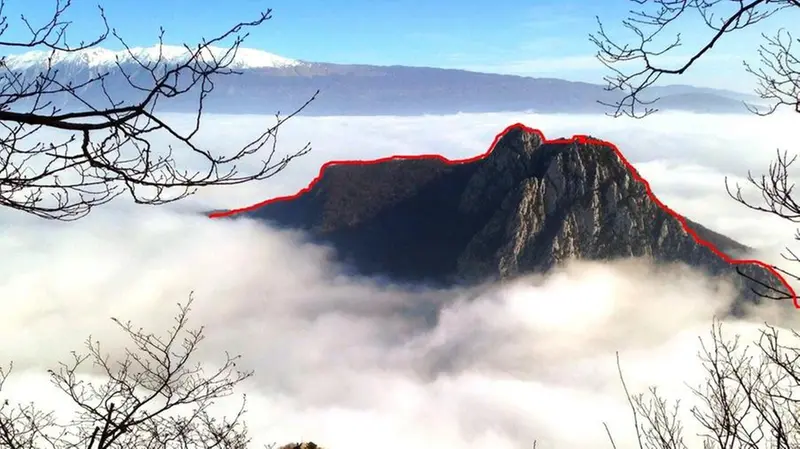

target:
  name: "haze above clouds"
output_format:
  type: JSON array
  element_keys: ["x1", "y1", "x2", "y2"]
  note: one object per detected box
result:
[{"x1": 1, "y1": 111, "x2": 799, "y2": 449}]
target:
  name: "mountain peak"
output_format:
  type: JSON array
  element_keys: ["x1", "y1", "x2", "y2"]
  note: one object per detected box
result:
[
  {"x1": 1, "y1": 44, "x2": 303, "y2": 71},
  {"x1": 491, "y1": 125, "x2": 543, "y2": 156},
  {"x1": 477, "y1": 125, "x2": 543, "y2": 173},
  {"x1": 482, "y1": 125, "x2": 625, "y2": 175},
  {"x1": 459, "y1": 125, "x2": 629, "y2": 215},
  {"x1": 230, "y1": 124, "x2": 784, "y2": 307}
]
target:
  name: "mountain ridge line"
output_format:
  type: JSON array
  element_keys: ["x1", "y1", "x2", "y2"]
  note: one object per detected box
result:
[{"x1": 206, "y1": 122, "x2": 797, "y2": 307}]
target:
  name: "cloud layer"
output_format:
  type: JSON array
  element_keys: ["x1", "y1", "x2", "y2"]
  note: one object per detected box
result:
[{"x1": 1, "y1": 111, "x2": 799, "y2": 449}]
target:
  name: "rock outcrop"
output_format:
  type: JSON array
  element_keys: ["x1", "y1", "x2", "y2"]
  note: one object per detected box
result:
[
  {"x1": 244, "y1": 124, "x2": 784, "y2": 306},
  {"x1": 277, "y1": 443, "x2": 322, "y2": 449}
]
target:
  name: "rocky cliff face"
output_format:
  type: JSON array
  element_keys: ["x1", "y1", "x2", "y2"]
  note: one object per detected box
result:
[{"x1": 245, "y1": 125, "x2": 783, "y2": 305}]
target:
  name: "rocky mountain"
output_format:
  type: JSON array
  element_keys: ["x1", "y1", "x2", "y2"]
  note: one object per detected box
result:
[
  {"x1": 222, "y1": 124, "x2": 785, "y2": 308},
  {"x1": 0, "y1": 45, "x2": 761, "y2": 116},
  {"x1": 277, "y1": 443, "x2": 322, "y2": 449}
]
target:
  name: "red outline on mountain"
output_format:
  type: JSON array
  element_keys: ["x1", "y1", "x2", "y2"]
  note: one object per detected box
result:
[{"x1": 209, "y1": 122, "x2": 798, "y2": 308}]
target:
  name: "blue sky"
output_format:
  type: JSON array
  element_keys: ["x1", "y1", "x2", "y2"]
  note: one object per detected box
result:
[{"x1": 2, "y1": 0, "x2": 796, "y2": 92}]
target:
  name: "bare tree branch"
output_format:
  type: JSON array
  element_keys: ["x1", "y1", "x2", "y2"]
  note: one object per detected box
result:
[
  {"x1": 608, "y1": 320, "x2": 800, "y2": 449},
  {"x1": 590, "y1": 0, "x2": 797, "y2": 118},
  {"x1": 0, "y1": 0, "x2": 317, "y2": 220},
  {"x1": 0, "y1": 294, "x2": 255, "y2": 449},
  {"x1": 722, "y1": 150, "x2": 800, "y2": 300},
  {"x1": 591, "y1": 0, "x2": 800, "y2": 304}
]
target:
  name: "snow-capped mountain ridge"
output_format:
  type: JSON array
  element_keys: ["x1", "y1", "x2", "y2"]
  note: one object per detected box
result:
[
  {"x1": 1, "y1": 44, "x2": 303, "y2": 71},
  {"x1": 0, "y1": 43, "x2": 760, "y2": 117}
]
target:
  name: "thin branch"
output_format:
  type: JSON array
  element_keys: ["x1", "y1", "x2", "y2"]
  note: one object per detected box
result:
[{"x1": 0, "y1": 1, "x2": 317, "y2": 220}]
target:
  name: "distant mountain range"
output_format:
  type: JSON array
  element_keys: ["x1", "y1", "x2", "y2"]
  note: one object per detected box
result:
[
  {"x1": 214, "y1": 124, "x2": 787, "y2": 311},
  {"x1": 1, "y1": 45, "x2": 762, "y2": 116}
]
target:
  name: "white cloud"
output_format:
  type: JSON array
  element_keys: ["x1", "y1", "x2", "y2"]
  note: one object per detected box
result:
[{"x1": 1, "y1": 111, "x2": 799, "y2": 449}]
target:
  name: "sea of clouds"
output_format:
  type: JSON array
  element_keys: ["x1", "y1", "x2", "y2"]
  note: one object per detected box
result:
[{"x1": 1, "y1": 110, "x2": 799, "y2": 449}]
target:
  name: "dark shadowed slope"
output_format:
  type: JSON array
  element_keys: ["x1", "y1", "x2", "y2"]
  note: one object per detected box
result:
[{"x1": 211, "y1": 124, "x2": 792, "y2": 308}]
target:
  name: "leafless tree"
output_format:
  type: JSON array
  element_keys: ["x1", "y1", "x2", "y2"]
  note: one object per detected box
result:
[
  {"x1": 590, "y1": 0, "x2": 798, "y2": 119},
  {"x1": 725, "y1": 150, "x2": 800, "y2": 301},
  {"x1": 591, "y1": 0, "x2": 800, "y2": 301},
  {"x1": 605, "y1": 320, "x2": 800, "y2": 449},
  {"x1": 0, "y1": 295, "x2": 258, "y2": 449},
  {"x1": 0, "y1": 0, "x2": 317, "y2": 221}
]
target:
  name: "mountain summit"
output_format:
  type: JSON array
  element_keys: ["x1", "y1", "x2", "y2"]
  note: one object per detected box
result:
[{"x1": 230, "y1": 124, "x2": 785, "y2": 306}]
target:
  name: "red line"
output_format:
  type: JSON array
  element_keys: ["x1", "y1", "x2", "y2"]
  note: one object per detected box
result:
[{"x1": 209, "y1": 122, "x2": 798, "y2": 308}]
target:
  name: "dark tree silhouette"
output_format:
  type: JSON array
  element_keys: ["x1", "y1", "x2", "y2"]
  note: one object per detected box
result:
[
  {"x1": 0, "y1": 3, "x2": 319, "y2": 448},
  {"x1": 605, "y1": 321, "x2": 800, "y2": 449},
  {"x1": 0, "y1": 296, "x2": 256, "y2": 449},
  {"x1": 0, "y1": 0, "x2": 317, "y2": 220},
  {"x1": 590, "y1": 0, "x2": 798, "y2": 119},
  {"x1": 591, "y1": 3, "x2": 800, "y2": 448},
  {"x1": 591, "y1": 0, "x2": 800, "y2": 301}
]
